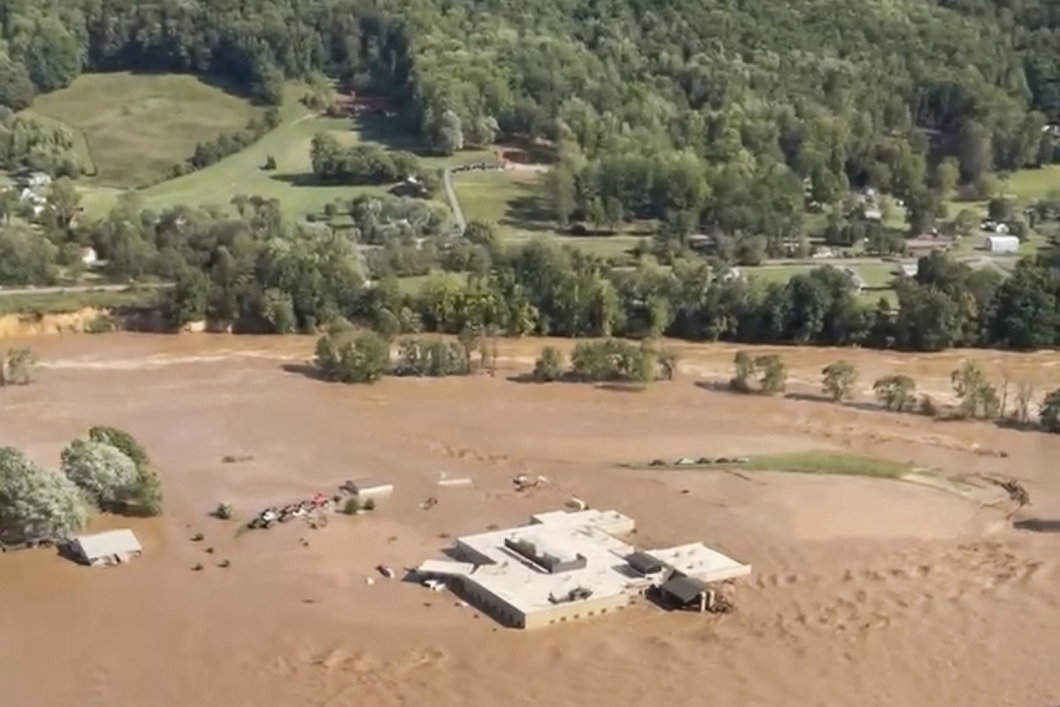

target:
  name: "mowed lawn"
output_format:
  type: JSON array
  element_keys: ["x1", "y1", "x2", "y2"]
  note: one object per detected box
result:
[
  {"x1": 25, "y1": 73, "x2": 260, "y2": 188},
  {"x1": 1005, "y1": 166, "x2": 1060, "y2": 202},
  {"x1": 453, "y1": 169, "x2": 644, "y2": 258},
  {"x1": 77, "y1": 84, "x2": 496, "y2": 220}
]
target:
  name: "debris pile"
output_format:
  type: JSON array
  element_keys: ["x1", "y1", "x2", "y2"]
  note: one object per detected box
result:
[
  {"x1": 247, "y1": 493, "x2": 332, "y2": 530},
  {"x1": 649, "y1": 456, "x2": 750, "y2": 467},
  {"x1": 513, "y1": 474, "x2": 549, "y2": 492}
]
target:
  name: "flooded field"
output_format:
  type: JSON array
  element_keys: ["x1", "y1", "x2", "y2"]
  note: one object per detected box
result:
[{"x1": 2, "y1": 334, "x2": 1059, "y2": 707}]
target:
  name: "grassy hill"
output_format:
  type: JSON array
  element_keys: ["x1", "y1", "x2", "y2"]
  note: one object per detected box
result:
[
  {"x1": 24, "y1": 73, "x2": 261, "y2": 188},
  {"x1": 75, "y1": 83, "x2": 496, "y2": 220}
]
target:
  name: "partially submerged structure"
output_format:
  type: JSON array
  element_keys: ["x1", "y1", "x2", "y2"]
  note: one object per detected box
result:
[
  {"x1": 415, "y1": 508, "x2": 750, "y2": 629},
  {"x1": 342, "y1": 478, "x2": 394, "y2": 499},
  {"x1": 69, "y1": 529, "x2": 142, "y2": 566}
]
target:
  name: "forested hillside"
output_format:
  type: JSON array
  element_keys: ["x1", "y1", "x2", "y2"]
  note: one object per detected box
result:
[{"x1": 1, "y1": 0, "x2": 1060, "y2": 235}]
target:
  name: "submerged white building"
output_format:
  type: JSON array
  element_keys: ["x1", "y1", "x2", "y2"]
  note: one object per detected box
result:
[{"x1": 416, "y1": 508, "x2": 750, "y2": 629}]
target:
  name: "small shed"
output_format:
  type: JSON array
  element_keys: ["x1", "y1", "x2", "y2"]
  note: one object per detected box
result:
[
  {"x1": 656, "y1": 575, "x2": 716, "y2": 611},
  {"x1": 987, "y1": 235, "x2": 1019, "y2": 254},
  {"x1": 70, "y1": 529, "x2": 142, "y2": 566},
  {"x1": 343, "y1": 477, "x2": 394, "y2": 499}
]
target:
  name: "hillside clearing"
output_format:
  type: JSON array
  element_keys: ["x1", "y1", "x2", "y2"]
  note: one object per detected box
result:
[{"x1": 25, "y1": 73, "x2": 260, "y2": 188}]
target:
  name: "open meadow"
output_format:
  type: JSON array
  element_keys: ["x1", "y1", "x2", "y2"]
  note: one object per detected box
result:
[
  {"x1": 72, "y1": 85, "x2": 495, "y2": 220},
  {"x1": 23, "y1": 73, "x2": 261, "y2": 188},
  {"x1": 0, "y1": 334, "x2": 1059, "y2": 707},
  {"x1": 453, "y1": 168, "x2": 650, "y2": 258}
]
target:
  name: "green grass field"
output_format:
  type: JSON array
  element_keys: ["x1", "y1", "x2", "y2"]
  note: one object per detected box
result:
[
  {"x1": 1004, "y1": 166, "x2": 1060, "y2": 202},
  {"x1": 0, "y1": 288, "x2": 161, "y2": 317},
  {"x1": 453, "y1": 169, "x2": 646, "y2": 258},
  {"x1": 75, "y1": 83, "x2": 496, "y2": 220},
  {"x1": 25, "y1": 73, "x2": 261, "y2": 188},
  {"x1": 628, "y1": 451, "x2": 912, "y2": 478}
]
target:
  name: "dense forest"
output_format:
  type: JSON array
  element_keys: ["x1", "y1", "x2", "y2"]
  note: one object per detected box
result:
[{"x1": 2, "y1": 0, "x2": 1060, "y2": 235}]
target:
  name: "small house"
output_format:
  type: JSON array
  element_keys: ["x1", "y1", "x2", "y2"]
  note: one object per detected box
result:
[
  {"x1": 69, "y1": 529, "x2": 142, "y2": 566},
  {"x1": 987, "y1": 235, "x2": 1019, "y2": 254}
]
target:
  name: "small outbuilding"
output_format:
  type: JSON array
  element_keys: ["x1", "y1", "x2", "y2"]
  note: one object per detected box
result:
[
  {"x1": 342, "y1": 477, "x2": 394, "y2": 499},
  {"x1": 987, "y1": 235, "x2": 1019, "y2": 254},
  {"x1": 656, "y1": 575, "x2": 714, "y2": 611},
  {"x1": 69, "y1": 529, "x2": 142, "y2": 566}
]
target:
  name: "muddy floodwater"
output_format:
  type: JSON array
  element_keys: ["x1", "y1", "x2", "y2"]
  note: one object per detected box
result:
[{"x1": 2, "y1": 334, "x2": 1060, "y2": 707}]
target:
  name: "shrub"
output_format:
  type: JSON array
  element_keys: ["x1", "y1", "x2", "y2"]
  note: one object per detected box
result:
[
  {"x1": 362, "y1": 498, "x2": 376, "y2": 511},
  {"x1": 532, "y1": 346, "x2": 564, "y2": 382},
  {"x1": 84, "y1": 316, "x2": 116, "y2": 334},
  {"x1": 342, "y1": 497, "x2": 361, "y2": 515},
  {"x1": 918, "y1": 394, "x2": 939, "y2": 417},
  {"x1": 213, "y1": 502, "x2": 234, "y2": 520}
]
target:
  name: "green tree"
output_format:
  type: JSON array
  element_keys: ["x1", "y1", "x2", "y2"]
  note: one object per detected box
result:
[
  {"x1": 657, "y1": 348, "x2": 679, "y2": 381},
  {"x1": 60, "y1": 439, "x2": 139, "y2": 510},
  {"x1": 436, "y1": 110, "x2": 464, "y2": 155},
  {"x1": 86, "y1": 425, "x2": 161, "y2": 515},
  {"x1": 821, "y1": 360, "x2": 858, "y2": 401},
  {"x1": 951, "y1": 359, "x2": 1000, "y2": 419},
  {"x1": 546, "y1": 166, "x2": 577, "y2": 228},
  {"x1": 954, "y1": 209, "x2": 979, "y2": 237},
  {"x1": 316, "y1": 331, "x2": 391, "y2": 383},
  {"x1": 0, "y1": 56, "x2": 35, "y2": 110},
  {"x1": 532, "y1": 346, "x2": 564, "y2": 382},
  {"x1": 0, "y1": 446, "x2": 87, "y2": 544},
  {"x1": 730, "y1": 350, "x2": 756, "y2": 392},
  {"x1": 164, "y1": 270, "x2": 210, "y2": 326},
  {"x1": 755, "y1": 354, "x2": 786, "y2": 394},
  {"x1": 1040, "y1": 388, "x2": 1060, "y2": 433},
  {"x1": 1, "y1": 347, "x2": 39, "y2": 386},
  {"x1": 873, "y1": 374, "x2": 917, "y2": 411}
]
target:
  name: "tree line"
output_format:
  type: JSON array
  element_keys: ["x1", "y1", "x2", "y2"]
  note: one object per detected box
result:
[
  {"x1": 309, "y1": 132, "x2": 436, "y2": 187},
  {"x1": 726, "y1": 350, "x2": 1060, "y2": 432},
  {"x1": 0, "y1": 426, "x2": 162, "y2": 546}
]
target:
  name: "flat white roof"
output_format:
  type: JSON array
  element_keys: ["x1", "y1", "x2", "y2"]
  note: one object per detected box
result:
[
  {"x1": 646, "y1": 543, "x2": 751, "y2": 583},
  {"x1": 457, "y1": 511, "x2": 637, "y2": 614},
  {"x1": 415, "y1": 559, "x2": 476, "y2": 577},
  {"x1": 73, "y1": 529, "x2": 142, "y2": 559}
]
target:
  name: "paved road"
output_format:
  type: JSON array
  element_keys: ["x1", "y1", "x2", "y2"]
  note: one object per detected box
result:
[
  {"x1": 442, "y1": 167, "x2": 466, "y2": 232},
  {"x1": 0, "y1": 283, "x2": 169, "y2": 297}
]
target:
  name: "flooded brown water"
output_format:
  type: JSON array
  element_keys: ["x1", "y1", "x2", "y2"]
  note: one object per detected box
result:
[{"x1": 2, "y1": 334, "x2": 1059, "y2": 707}]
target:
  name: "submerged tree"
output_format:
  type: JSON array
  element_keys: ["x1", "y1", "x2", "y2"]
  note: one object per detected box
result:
[
  {"x1": 755, "y1": 355, "x2": 787, "y2": 395},
  {"x1": 951, "y1": 360, "x2": 1000, "y2": 419},
  {"x1": 0, "y1": 446, "x2": 87, "y2": 543},
  {"x1": 821, "y1": 361, "x2": 858, "y2": 402},
  {"x1": 873, "y1": 374, "x2": 918, "y2": 412},
  {"x1": 532, "y1": 346, "x2": 564, "y2": 382},
  {"x1": 60, "y1": 439, "x2": 139, "y2": 509},
  {"x1": 1, "y1": 347, "x2": 39, "y2": 386}
]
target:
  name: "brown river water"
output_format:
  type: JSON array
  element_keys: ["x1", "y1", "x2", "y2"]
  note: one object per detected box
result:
[{"x1": 1, "y1": 333, "x2": 1059, "y2": 707}]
